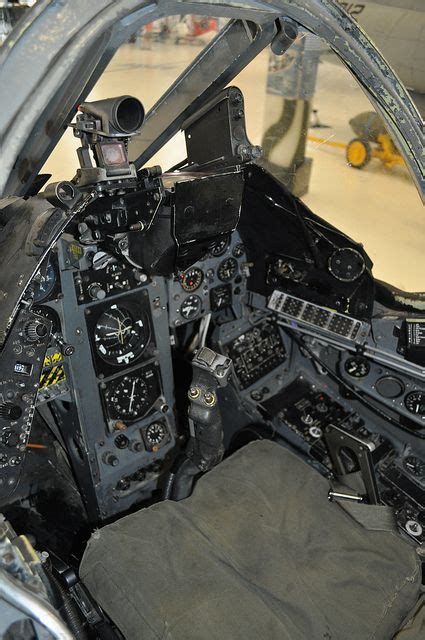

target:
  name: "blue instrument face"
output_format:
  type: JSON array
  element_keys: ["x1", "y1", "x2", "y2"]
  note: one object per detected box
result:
[{"x1": 33, "y1": 259, "x2": 57, "y2": 303}]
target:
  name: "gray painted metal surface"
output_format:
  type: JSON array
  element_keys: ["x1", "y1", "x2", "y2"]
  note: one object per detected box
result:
[{"x1": 0, "y1": 0, "x2": 423, "y2": 199}]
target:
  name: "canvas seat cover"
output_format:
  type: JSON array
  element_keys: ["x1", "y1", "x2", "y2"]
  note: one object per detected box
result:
[{"x1": 80, "y1": 440, "x2": 422, "y2": 639}]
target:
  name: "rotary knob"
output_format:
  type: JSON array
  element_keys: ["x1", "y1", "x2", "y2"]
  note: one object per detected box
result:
[
  {"x1": 88, "y1": 284, "x2": 106, "y2": 301},
  {"x1": 1, "y1": 429, "x2": 20, "y2": 447},
  {"x1": 24, "y1": 320, "x2": 48, "y2": 343},
  {"x1": 0, "y1": 403, "x2": 22, "y2": 421},
  {"x1": 102, "y1": 451, "x2": 119, "y2": 467}
]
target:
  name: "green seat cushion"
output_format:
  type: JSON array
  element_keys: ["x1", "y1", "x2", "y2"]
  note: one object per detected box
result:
[{"x1": 80, "y1": 440, "x2": 422, "y2": 640}]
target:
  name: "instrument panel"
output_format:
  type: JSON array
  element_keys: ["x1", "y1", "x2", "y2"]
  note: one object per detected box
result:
[
  {"x1": 339, "y1": 351, "x2": 425, "y2": 434},
  {"x1": 167, "y1": 232, "x2": 247, "y2": 327},
  {"x1": 35, "y1": 237, "x2": 178, "y2": 520},
  {"x1": 74, "y1": 259, "x2": 148, "y2": 304},
  {"x1": 30, "y1": 227, "x2": 249, "y2": 519},
  {"x1": 0, "y1": 310, "x2": 51, "y2": 499}
]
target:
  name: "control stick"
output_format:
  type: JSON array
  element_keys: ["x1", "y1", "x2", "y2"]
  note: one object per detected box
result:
[{"x1": 164, "y1": 347, "x2": 232, "y2": 501}]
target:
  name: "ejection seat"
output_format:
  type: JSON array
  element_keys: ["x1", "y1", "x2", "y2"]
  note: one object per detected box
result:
[{"x1": 80, "y1": 440, "x2": 423, "y2": 640}]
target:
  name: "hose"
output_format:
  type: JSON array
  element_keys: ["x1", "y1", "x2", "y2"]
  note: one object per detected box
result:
[
  {"x1": 163, "y1": 456, "x2": 200, "y2": 501},
  {"x1": 43, "y1": 564, "x2": 89, "y2": 640}
]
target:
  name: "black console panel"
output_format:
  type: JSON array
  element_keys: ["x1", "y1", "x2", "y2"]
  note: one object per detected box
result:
[
  {"x1": 0, "y1": 309, "x2": 51, "y2": 501},
  {"x1": 222, "y1": 317, "x2": 287, "y2": 390},
  {"x1": 260, "y1": 377, "x2": 424, "y2": 544}
]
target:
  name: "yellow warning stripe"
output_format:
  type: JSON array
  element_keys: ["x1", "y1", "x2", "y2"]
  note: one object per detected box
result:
[
  {"x1": 39, "y1": 365, "x2": 66, "y2": 389},
  {"x1": 43, "y1": 352, "x2": 63, "y2": 367}
]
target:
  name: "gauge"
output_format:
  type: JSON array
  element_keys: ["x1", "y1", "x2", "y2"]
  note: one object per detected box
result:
[
  {"x1": 114, "y1": 434, "x2": 129, "y2": 449},
  {"x1": 103, "y1": 363, "x2": 160, "y2": 424},
  {"x1": 32, "y1": 306, "x2": 60, "y2": 333},
  {"x1": 375, "y1": 376, "x2": 404, "y2": 399},
  {"x1": 344, "y1": 355, "x2": 370, "y2": 378},
  {"x1": 217, "y1": 257, "x2": 238, "y2": 282},
  {"x1": 232, "y1": 243, "x2": 245, "y2": 258},
  {"x1": 180, "y1": 267, "x2": 203, "y2": 292},
  {"x1": 404, "y1": 390, "x2": 425, "y2": 416},
  {"x1": 210, "y1": 284, "x2": 232, "y2": 311},
  {"x1": 94, "y1": 304, "x2": 149, "y2": 366},
  {"x1": 328, "y1": 248, "x2": 365, "y2": 282},
  {"x1": 210, "y1": 237, "x2": 229, "y2": 257},
  {"x1": 179, "y1": 295, "x2": 202, "y2": 321},
  {"x1": 105, "y1": 375, "x2": 150, "y2": 421},
  {"x1": 143, "y1": 422, "x2": 169, "y2": 450},
  {"x1": 403, "y1": 455, "x2": 425, "y2": 478},
  {"x1": 32, "y1": 258, "x2": 57, "y2": 302}
]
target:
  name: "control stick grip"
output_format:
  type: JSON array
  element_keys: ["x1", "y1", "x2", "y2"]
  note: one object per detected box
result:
[
  {"x1": 164, "y1": 348, "x2": 232, "y2": 501},
  {"x1": 186, "y1": 348, "x2": 232, "y2": 472}
]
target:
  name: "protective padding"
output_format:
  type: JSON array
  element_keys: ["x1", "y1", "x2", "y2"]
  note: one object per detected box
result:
[{"x1": 80, "y1": 441, "x2": 422, "y2": 640}]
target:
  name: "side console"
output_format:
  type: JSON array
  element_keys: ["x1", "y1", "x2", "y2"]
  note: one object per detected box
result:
[
  {"x1": 0, "y1": 309, "x2": 51, "y2": 500},
  {"x1": 260, "y1": 377, "x2": 425, "y2": 544}
]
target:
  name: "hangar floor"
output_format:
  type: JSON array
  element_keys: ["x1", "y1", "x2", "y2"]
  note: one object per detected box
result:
[{"x1": 43, "y1": 36, "x2": 424, "y2": 292}]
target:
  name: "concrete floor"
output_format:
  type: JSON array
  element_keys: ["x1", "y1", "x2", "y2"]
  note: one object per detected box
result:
[{"x1": 43, "y1": 38, "x2": 424, "y2": 292}]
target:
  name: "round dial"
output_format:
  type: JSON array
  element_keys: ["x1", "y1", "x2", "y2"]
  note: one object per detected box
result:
[
  {"x1": 328, "y1": 248, "x2": 365, "y2": 282},
  {"x1": 404, "y1": 390, "x2": 425, "y2": 416},
  {"x1": 375, "y1": 376, "x2": 404, "y2": 399},
  {"x1": 179, "y1": 295, "x2": 202, "y2": 321},
  {"x1": 32, "y1": 305, "x2": 60, "y2": 333},
  {"x1": 32, "y1": 258, "x2": 57, "y2": 302},
  {"x1": 105, "y1": 375, "x2": 150, "y2": 421},
  {"x1": 217, "y1": 257, "x2": 238, "y2": 282},
  {"x1": 232, "y1": 242, "x2": 245, "y2": 258},
  {"x1": 403, "y1": 456, "x2": 425, "y2": 478},
  {"x1": 210, "y1": 237, "x2": 229, "y2": 257},
  {"x1": 180, "y1": 267, "x2": 203, "y2": 292},
  {"x1": 145, "y1": 422, "x2": 168, "y2": 449},
  {"x1": 94, "y1": 304, "x2": 149, "y2": 365},
  {"x1": 344, "y1": 356, "x2": 370, "y2": 378}
]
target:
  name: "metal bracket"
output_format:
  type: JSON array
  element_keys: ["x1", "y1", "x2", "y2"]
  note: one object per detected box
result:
[{"x1": 324, "y1": 424, "x2": 380, "y2": 504}]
